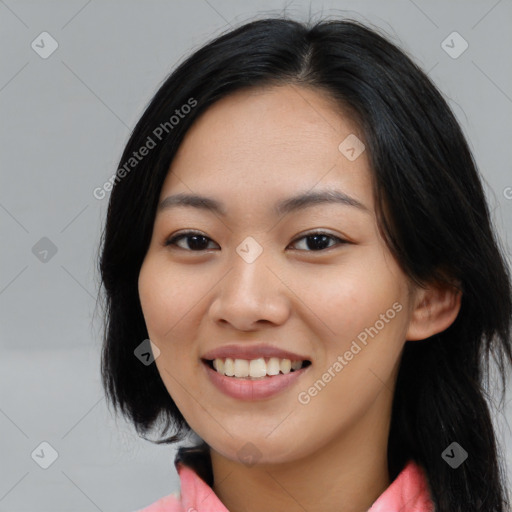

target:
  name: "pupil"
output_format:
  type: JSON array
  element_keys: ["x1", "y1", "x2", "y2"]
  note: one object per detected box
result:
[
  {"x1": 189, "y1": 235, "x2": 208, "y2": 250},
  {"x1": 307, "y1": 235, "x2": 330, "y2": 250}
]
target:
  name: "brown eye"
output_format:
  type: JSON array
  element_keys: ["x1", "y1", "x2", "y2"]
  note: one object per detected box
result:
[
  {"x1": 164, "y1": 230, "x2": 348, "y2": 252},
  {"x1": 289, "y1": 231, "x2": 348, "y2": 252},
  {"x1": 165, "y1": 231, "x2": 218, "y2": 251}
]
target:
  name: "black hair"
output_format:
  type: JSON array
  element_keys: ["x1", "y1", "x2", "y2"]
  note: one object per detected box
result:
[{"x1": 98, "y1": 16, "x2": 512, "y2": 511}]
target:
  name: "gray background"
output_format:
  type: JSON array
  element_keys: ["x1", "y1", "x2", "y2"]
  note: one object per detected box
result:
[{"x1": 1, "y1": 0, "x2": 511, "y2": 510}]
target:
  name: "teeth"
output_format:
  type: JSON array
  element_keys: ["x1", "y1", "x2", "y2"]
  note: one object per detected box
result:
[
  {"x1": 280, "y1": 359, "x2": 291, "y2": 374},
  {"x1": 267, "y1": 357, "x2": 280, "y2": 375},
  {"x1": 249, "y1": 358, "x2": 267, "y2": 378},
  {"x1": 234, "y1": 359, "x2": 249, "y2": 377},
  {"x1": 210, "y1": 357, "x2": 306, "y2": 378},
  {"x1": 224, "y1": 358, "x2": 235, "y2": 376},
  {"x1": 291, "y1": 360, "x2": 302, "y2": 371},
  {"x1": 212, "y1": 359, "x2": 224, "y2": 373}
]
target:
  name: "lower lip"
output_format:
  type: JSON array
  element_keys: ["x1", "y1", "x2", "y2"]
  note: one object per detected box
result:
[{"x1": 202, "y1": 361, "x2": 310, "y2": 400}]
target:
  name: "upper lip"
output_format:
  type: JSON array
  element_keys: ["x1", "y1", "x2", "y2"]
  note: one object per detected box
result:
[{"x1": 202, "y1": 343, "x2": 310, "y2": 361}]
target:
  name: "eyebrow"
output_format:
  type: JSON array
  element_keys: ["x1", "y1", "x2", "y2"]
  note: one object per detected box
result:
[{"x1": 157, "y1": 189, "x2": 370, "y2": 217}]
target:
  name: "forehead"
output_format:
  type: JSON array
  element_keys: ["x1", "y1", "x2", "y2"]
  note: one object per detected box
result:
[{"x1": 160, "y1": 84, "x2": 372, "y2": 209}]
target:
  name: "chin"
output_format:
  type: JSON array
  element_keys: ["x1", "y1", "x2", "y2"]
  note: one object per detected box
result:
[{"x1": 208, "y1": 434, "x2": 307, "y2": 467}]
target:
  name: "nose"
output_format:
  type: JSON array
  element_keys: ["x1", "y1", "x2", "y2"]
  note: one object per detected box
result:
[{"x1": 208, "y1": 245, "x2": 290, "y2": 331}]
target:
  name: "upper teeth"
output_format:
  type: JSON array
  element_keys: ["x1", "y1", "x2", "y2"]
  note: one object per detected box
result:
[{"x1": 212, "y1": 357, "x2": 304, "y2": 378}]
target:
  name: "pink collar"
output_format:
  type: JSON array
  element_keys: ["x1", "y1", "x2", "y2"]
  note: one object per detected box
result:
[
  {"x1": 139, "y1": 459, "x2": 434, "y2": 511},
  {"x1": 177, "y1": 459, "x2": 434, "y2": 511}
]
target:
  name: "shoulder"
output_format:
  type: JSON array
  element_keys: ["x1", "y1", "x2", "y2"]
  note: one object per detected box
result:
[{"x1": 132, "y1": 491, "x2": 181, "y2": 512}]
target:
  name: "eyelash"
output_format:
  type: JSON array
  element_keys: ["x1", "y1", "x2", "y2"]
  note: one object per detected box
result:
[{"x1": 164, "y1": 230, "x2": 348, "y2": 252}]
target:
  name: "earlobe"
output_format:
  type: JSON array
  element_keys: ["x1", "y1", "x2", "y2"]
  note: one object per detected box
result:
[{"x1": 406, "y1": 282, "x2": 462, "y2": 341}]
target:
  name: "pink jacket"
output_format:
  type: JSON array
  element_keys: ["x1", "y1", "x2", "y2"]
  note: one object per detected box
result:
[{"x1": 135, "y1": 459, "x2": 434, "y2": 511}]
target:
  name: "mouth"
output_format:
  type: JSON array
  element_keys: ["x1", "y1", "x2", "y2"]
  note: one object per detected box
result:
[{"x1": 202, "y1": 357, "x2": 312, "y2": 380}]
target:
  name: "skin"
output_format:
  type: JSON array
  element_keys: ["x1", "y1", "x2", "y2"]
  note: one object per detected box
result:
[{"x1": 138, "y1": 84, "x2": 461, "y2": 512}]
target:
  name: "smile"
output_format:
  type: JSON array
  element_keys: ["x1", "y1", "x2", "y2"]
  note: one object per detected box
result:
[
  {"x1": 201, "y1": 358, "x2": 312, "y2": 400},
  {"x1": 205, "y1": 357, "x2": 311, "y2": 379}
]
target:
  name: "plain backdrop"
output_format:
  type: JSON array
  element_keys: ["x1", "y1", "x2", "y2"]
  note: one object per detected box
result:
[{"x1": 1, "y1": 0, "x2": 511, "y2": 510}]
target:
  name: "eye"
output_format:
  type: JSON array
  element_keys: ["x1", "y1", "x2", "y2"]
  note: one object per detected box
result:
[
  {"x1": 164, "y1": 230, "x2": 218, "y2": 251},
  {"x1": 164, "y1": 230, "x2": 348, "y2": 252},
  {"x1": 288, "y1": 231, "x2": 348, "y2": 251}
]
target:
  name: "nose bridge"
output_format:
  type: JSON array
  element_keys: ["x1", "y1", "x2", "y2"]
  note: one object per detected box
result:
[
  {"x1": 228, "y1": 235, "x2": 273, "y2": 297},
  {"x1": 210, "y1": 235, "x2": 289, "y2": 327}
]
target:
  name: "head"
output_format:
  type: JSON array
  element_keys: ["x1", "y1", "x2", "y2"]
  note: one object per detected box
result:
[{"x1": 98, "y1": 17, "x2": 512, "y2": 512}]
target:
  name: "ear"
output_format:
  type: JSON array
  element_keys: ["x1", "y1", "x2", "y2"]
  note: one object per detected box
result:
[{"x1": 406, "y1": 281, "x2": 462, "y2": 341}]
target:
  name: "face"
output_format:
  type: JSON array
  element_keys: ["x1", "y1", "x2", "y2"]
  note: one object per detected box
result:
[{"x1": 138, "y1": 84, "x2": 417, "y2": 465}]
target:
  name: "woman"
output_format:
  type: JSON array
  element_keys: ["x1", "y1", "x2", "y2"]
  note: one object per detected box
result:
[{"x1": 98, "y1": 17, "x2": 512, "y2": 511}]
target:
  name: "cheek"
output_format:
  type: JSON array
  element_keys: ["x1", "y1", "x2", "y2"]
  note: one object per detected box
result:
[
  {"x1": 305, "y1": 257, "x2": 402, "y2": 342},
  {"x1": 138, "y1": 256, "x2": 200, "y2": 339},
  {"x1": 138, "y1": 259, "x2": 204, "y2": 414},
  {"x1": 138, "y1": 256, "x2": 207, "y2": 378}
]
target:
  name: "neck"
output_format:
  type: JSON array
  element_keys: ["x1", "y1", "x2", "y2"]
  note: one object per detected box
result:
[{"x1": 210, "y1": 403, "x2": 393, "y2": 512}]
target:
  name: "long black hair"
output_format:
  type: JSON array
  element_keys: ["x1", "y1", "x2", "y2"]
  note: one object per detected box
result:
[{"x1": 97, "y1": 17, "x2": 512, "y2": 511}]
